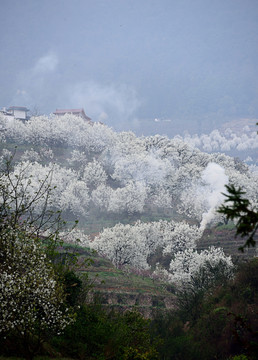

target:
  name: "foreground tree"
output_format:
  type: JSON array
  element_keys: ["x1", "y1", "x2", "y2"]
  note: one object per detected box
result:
[
  {"x1": 0, "y1": 151, "x2": 75, "y2": 359},
  {"x1": 218, "y1": 184, "x2": 258, "y2": 251},
  {"x1": 0, "y1": 228, "x2": 74, "y2": 358}
]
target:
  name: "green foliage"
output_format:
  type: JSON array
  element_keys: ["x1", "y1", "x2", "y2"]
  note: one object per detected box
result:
[
  {"x1": 191, "y1": 259, "x2": 258, "y2": 359},
  {"x1": 63, "y1": 270, "x2": 83, "y2": 307},
  {"x1": 175, "y1": 259, "x2": 233, "y2": 324},
  {"x1": 52, "y1": 306, "x2": 159, "y2": 359},
  {"x1": 150, "y1": 312, "x2": 204, "y2": 360},
  {"x1": 51, "y1": 303, "x2": 110, "y2": 358},
  {"x1": 228, "y1": 355, "x2": 249, "y2": 360},
  {"x1": 218, "y1": 184, "x2": 258, "y2": 251},
  {"x1": 234, "y1": 258, "x2": 258, "y2": 303},
  {"x1": 149, "y1": 259, "x2": 258, "y2": 360}
]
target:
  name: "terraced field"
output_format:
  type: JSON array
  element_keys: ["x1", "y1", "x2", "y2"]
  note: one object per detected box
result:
[
  {"x1": 67, "y1": 245, "x2": 177, "y2": 318},
  {"x1": 197, "y1": 226, "x2": 257, "y2": 261}
]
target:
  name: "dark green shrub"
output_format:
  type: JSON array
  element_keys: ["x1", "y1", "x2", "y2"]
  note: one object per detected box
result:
[{"x1": 63, "y1": 270, "x2": 82, "y2": 306}]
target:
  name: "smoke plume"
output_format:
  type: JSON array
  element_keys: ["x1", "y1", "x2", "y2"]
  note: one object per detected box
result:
[{"x1": 200, "y1": 162, "x2": 228, "y2": 231}]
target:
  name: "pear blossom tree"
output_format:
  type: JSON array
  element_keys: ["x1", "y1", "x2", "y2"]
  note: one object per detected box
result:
[
  {"x1": 92, "y1": 223, "x2": 150, "y2": 269},
  {"x1": 0, "y1": 114, "x2": 28, "y2": 144},
  {"x1": 101, "y1": 131, "x2": 146, "y2": 173},
  {"x1": 6, "y1": 160, "x2": 90, "y2": 218},
  {"x1": 91, "y1": 220, "x2": 203, "y2": 270},
  {"x1": 161, "y1": 221, "x2": 201, "y2": 255},
  {"x1": 67, "y1": 149, "x2": 88, "y2": 173},
  {"x1": 91, "y1": 217, "x2": 234, "y2": 290},
  {"x1": 111, "y1": 152, "x2": 173, "y2": 186},
  {"x1": 108, "y1": 181, "x2": 148, "y2": 214},
  {"x1": 20, "y1": 148, "x2": 41, "y2": 162},
  {"x1": 91, "y1": 183, "x2": 112, "y2": 212},
  {"x1": 59, "y1": 180, "x2": 90, "y2": 217},
  {"x1": 0, "y1": 156, "x2": 61, "y2": 236},
  {"x1": 148, "y1": 186, "x2": 173, "y2": 209},
  {"x1": 90, "y1": 182, "x2": 148, "y2": 214},
  {"x1": 0, "y1": 229, "x2": 74, "y2": 356},
  {"x1": 83, "y1": 159, "x2": 108, "y2": 189},
  {"x1": 59, "y1": 227, "x2": 90, "y2": 248},
  {"x1": 0, "y1": 113, "x2": 116, "y2": 153},
  {"x1": 0, "y1": 152, "x2": 75, "y2": 358},
  {"x1": 155, "y1": 246, "x2": 235, "y2": 322},
  {"x1": 168, "y1": 246, "x2": 234, "y2": 289}
]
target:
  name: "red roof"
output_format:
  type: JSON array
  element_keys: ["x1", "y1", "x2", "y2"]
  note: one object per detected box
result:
[{"x1": 53, "y1": 108, "x2": 91, "y2": 121}]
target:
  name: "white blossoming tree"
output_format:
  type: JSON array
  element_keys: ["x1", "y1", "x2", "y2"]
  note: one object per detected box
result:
[
  {"x1": 92, "y1": 223, "x2": 149, "y2": 269},
  {"x1": 0, "y1": 152, "x2": 75, "y2": 358},
  {"x1": 169, "y1": 246, "x2": 234, "y2": 289},
  {"x1": 83, "y1": 159, "x2": 108, "y2": 189},
  {"x1": 167, "y1": 246, "x2": 234, "y2": 322},
  {"x1": 0, "y1": 228, "x2": 74, "y2": 357},
  {"x1": 91, "y1": 220, "x2": 203, "y2": 270}
]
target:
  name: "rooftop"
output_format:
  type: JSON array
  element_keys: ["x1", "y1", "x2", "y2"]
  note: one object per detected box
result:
[
  {"x1": 53, "y1": 108, "x2": 91, "y2": 121},
  {"x1": 7, "y1": 106, "x2": 30, "y2": 112}
]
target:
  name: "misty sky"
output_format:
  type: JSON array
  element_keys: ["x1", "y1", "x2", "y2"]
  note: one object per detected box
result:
[{"x1": 1, "y1": 0, "x2": 258, "y2": 136}]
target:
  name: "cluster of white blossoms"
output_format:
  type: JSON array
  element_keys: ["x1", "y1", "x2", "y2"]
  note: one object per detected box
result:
[
  {"x1": 168, "y1": 246, "x2": 234, "y2": 288},
  {"x1": 0, "y1": 113, "x2": 114, "y2": 152},
  {"x1": 59, "y1": 227, "x2": 91, "y2": 247},
  {"x1": 0, "y1": 228, "x2": 74, "y2": 335},
  {"x1": 91, "y1": 218, "x2": 234, "y2": 288},
  {"x1": 181, "y1": 127, "x2": 258, "y2": 154},
  {"x1": 91, "y1": 220, "x2": 202, "y2": 271},
  {"x1": 152, "y1": 246, "x2": 234, "y2": 289}
]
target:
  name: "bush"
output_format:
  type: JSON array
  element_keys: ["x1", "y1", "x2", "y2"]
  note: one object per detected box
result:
[{"x1": 52, "y1": 306, "x2": 160, "y2": 359}]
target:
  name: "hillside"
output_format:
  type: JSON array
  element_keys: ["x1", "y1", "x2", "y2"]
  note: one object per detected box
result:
[
  {"x1": 0, "y1": 113, "x2": 257, "y2": 291},
  {"x1": 63, "y1": 221, "x2": 257, "y2": 318}
]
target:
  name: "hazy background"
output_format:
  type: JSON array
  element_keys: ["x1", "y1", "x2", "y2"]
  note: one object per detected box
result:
[{"x1": 1, "y1": 0, "x2": 258, "y2": 136}]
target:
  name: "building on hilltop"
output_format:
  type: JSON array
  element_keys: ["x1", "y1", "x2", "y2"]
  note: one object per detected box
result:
[
  {"x1": 0, "y1": 106, "x2": 30, "y2": 120},
  {"x1": 53, "y1": 108, "x2": 92, "y2": 123},
  {"x1": 7, "y1": 106, "x2": 30, "y2": 120}
]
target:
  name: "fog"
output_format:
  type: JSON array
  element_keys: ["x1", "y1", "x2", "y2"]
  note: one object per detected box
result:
[{"x1": 1, "y1": 0, "x2": 258, "y2": 136}]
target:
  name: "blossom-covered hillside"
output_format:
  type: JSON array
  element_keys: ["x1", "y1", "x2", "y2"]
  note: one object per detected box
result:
[{"x1": 0, "y1": 113, "x2": 257, "y2": 285}]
